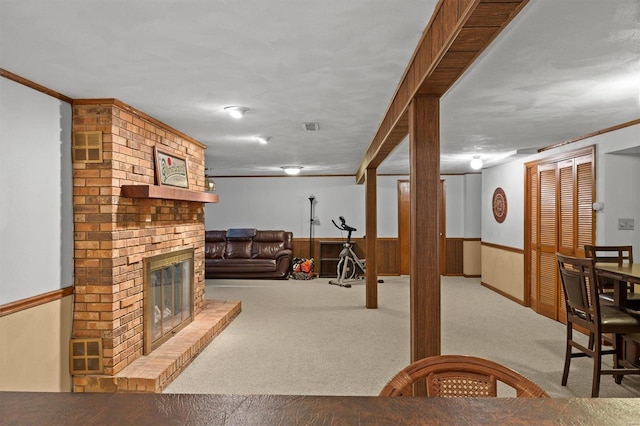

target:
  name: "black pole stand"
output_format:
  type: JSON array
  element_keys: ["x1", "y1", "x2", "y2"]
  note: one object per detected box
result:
[{"x1": 308, "y1": 195, "x2": 315, "y2": 259}]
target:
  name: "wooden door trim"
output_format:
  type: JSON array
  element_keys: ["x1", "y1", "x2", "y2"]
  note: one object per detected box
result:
[
  {"x1": 398, "y1": 180, "x2": 410, "y2": 275},
  {"x1": 524, "y1": 165, "x2": 533, "y2": 308},
  {"x1": 525, "y1": 146, "x2": 595, "y2": 169},
  {"x1": 439, "y1": 179, "x2": 446, "y2": 275},
  {"x1": 365, "y1": 169, "x2": 378, "y2": 308}
]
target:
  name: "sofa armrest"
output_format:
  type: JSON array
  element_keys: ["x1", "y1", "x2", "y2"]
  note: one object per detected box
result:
[
  {"x1": 274, "y1": 249, "x2": 293, "y2": 278},
  {"x1": 274, "y1": 249, "x2": 293, "y2": 260}
]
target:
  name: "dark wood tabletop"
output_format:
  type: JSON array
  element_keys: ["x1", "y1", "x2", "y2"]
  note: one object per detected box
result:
[
  {"x1": 596, "y1": 263, "x2": 640, "y2": 307},
  {"x1": 596, "y1": 263, "x2": 640, "y2": 287},
  {"x1": 1, "y1": 392, "x2": 640, "y2": 425}
]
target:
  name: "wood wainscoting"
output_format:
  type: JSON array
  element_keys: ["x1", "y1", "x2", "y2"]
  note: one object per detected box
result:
[
  {"x1": 445, "y1": 238, "x2": 464, "y2": 276},
  {"x1": 293, "y1": 238, "x2": 399, "y2": 276},
  {"x1": 293, "y1": 237, "x2": 479, "y2": 277},
  {"x1": 481, "y1": 242, "x2": 525, "y2": 305},
  {"x1": 462, "y1": 238, "x2": 482, "y2": 277},
  {"x1": 443, "y1": 238, "x2": 481, "y2": 277}
]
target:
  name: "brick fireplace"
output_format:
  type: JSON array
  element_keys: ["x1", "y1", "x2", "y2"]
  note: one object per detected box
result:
[{"x1": 70, "y1": 99, "x2": 238, "y2": 392}]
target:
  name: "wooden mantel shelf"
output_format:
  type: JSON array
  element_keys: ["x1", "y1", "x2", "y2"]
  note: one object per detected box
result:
[{"x1": 121, "y1": 185, "x2": 219, "y2": 203}]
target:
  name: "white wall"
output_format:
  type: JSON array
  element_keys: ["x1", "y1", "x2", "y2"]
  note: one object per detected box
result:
[
  {"x1": 444, "y1": 176, "x2": 464, "y2": 237},
  {"x1": 0, "y1": 77, "x2": 73, "y2": 304},
  {"x1": 205, "y1": 174, "x2": 481, "y2": 240},
  {"x1": 464, "y1": 174, "x2": 482, "y2": 237},
  {"x1": 482, "y1": 159, "x2": 526, "y2": 248},
  {"x1": 442, "y1": 174, "x2": 482, "y2": 238},
  {"x1": 376, "y1": 176, "x2": 401, "y2": 238},
  {"x1": 205, "y1": 175, "x2": 405, "y2": 239},
  {"x1": 206, "y1": 176, "x2": 366, "y2": 238},
  {"x1": 594, "y1": 126, "x2": 640, "y2": 255},
  {"x1": 205, "y1": 176, "x2": 407, "y2": 238},
  {"x1": 0, "y1": 76, "x2": 74, "y2": 391},
  {"x1": 482, "y1": 123, "x2": 640, "y2": 255}
]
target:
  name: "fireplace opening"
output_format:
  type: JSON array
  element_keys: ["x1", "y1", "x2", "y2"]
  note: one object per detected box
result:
[{"x1": 144, "y1": 248, "x2": 195, "y2": 354}]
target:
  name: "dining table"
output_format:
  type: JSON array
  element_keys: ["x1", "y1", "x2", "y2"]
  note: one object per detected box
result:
[
  {"x1": 595, "y1": 262, "x2": 640, "y2": 369},
  {"x1": 595, "y1": 263, "x2": 640, "y2": 307},
  {"x1": 1, "y1": 392, "x2": 640, "y2": 425}
]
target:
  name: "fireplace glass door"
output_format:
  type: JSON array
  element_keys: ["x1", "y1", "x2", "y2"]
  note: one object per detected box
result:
[{"x1": 144, "y1": 248, "x2": 194, "y2": 354}]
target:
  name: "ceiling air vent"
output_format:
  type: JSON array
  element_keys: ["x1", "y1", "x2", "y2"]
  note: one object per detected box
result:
[{"x1": 302, "y1": 122, "x2": 320, "y2": 131}]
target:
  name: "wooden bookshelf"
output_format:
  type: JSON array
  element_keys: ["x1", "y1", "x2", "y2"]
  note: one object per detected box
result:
[{"x1": 318, "y1": 241, "x2": 349, "y2": 277}]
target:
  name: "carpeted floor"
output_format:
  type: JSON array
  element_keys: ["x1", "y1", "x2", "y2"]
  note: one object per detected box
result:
[{"x1": 164, "y1": 276, "x2": 640, "y2": 398}]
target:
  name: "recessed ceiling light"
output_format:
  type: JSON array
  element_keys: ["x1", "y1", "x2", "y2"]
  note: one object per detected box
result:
[
  {"x1": 281, "y1": 166, "x2": 303, "y2": 175},
  {"x1": 256, "y1": 136, "x2": 271, "y2": 145},
  {"x1": 224, "y1": 106, "x2": 249, "y2": 119}
]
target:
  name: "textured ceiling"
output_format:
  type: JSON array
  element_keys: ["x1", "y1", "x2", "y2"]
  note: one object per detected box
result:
[{"x1": 1, "y1": 0, "x2": 638, "y2": 176}]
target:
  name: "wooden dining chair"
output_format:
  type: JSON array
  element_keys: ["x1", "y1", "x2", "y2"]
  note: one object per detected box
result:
[
  {"x1": 378, "y1": 355, "x2": 549, "y2": 397},
  {"x1": 584, "y1": 245, "x2": 633, "y2": 265},
  {"x1": 556, "y1": 253, "x2": 640, "y2": 397},
  {"x1": 584, "y1": 245, "x2": 640, "y2": 311}
]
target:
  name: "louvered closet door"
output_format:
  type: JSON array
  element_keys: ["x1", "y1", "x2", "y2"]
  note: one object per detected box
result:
[
  {"x1": 526, "y1": 148, "x2": 594, "y2": 323},
  {"x1": 558, "y1": 159, "x2": 575, "y2": 256},
  {"x1": 556, "y1": 156, "x2": 594, "y2": 322},
  {"x1": 528, "y1": 167, "x2": 538, "y2": 312},
  {"x1": 557, "y1": 159, "x2": 575, "y2": 323},
  {"x1": 575, "y1": 155, "x2": 594, "y2": 258},
  {"x1": 537, "y1": 164, "x2": 558, "y2": 320}
]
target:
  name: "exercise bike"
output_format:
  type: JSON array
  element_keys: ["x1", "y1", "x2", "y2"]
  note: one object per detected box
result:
[{"x1": 328, "y1": 216, "x2": 366, "y2": 288}]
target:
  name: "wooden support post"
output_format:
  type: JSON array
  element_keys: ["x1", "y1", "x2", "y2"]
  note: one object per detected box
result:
[
  {"x1": 365, "y1": 168, "x2": 378, "y2": 309},
  {"x1": 409, "y1": 96, "x2": 441, "y2": 395}
]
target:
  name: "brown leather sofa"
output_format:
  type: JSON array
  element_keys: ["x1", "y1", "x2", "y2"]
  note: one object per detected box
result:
[{"x1": 204, "y1": 228, "x2": 293, "y2": 279}]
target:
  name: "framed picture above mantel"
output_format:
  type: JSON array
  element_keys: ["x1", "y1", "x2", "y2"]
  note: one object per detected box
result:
[{"x1": 154, "y1": 146, "x2": 189, "y2": 189}]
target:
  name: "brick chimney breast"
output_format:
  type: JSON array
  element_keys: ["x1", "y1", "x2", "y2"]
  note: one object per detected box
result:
[{"x1": 72, "y1": 99, "x2": 207, "y2": 376}]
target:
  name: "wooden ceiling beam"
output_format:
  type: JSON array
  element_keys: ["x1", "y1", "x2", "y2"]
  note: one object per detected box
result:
[{"x1": 355, "y1": 0, "x2": 529, "y2": 183}]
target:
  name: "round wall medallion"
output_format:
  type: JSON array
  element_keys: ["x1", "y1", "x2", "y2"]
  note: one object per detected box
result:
[{"x1": 492, "y1": 187, "x2": 507, "y2": 223}]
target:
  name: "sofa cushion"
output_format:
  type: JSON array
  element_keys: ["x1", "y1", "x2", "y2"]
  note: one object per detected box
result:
[
  {"x1": 205, "y1": 242, "x2": 226, "y2": 259},
  {"x1": 226, "y1": 228, "x2": 256, "y2": 239},
  {"x1": 205, "y1": 231, "x2": 227, "y2": 259},
  {"x1": 254, "y1": 230, "x2": 286, "y2": 242},
  {"x1": 206, "y1": 230, "x2": 227, "y2": 242},
  {"x1": 252, "y1": 241, "x2": 285, "y2": 259},
  {"x1": 252, "y1": 230, "x2": 288, "y2": 259},
  {"x1": 225, "y1": 239, "x2": 252, "y2": 259}
]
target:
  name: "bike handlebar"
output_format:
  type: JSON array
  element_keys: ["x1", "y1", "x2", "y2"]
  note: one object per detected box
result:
[{"x1": 332, "y1": 216, "x2": 357, "y2": 232}]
